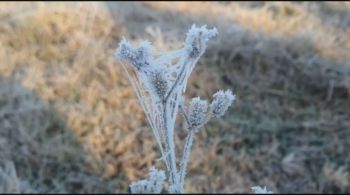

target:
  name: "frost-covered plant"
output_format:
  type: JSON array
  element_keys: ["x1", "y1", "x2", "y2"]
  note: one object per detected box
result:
[
  {"x1": 129, "y1": 167, "x2": 166, "y2": 194},
  {"x1": 251, "y1": 186, "x2": 273, "y2": 194},
  {"x1": 210, "y1": 90, "x2": 235, "y2": 118},
  {"x1": 115, "y1": 25, "x2": 236, "y2": 193}
]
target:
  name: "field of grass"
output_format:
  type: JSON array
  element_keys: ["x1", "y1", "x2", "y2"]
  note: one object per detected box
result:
[{"x1": 0, "y1": 1, "x2": 349, "y2": 193}]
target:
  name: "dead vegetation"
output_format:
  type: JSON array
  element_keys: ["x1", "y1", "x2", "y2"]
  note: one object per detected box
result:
[{"x1": 0, "y1": 1, "x2": 349, "y2": 193}]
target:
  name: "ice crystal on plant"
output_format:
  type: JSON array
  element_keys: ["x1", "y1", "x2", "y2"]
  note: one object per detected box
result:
[
  {"x1": 116, "y1": 38, "x2": 152, "y2": 71},
  {"x1": 251, "y1": 186, "x2": 273, "y2": 194},
  {"x1": 145, "y1": 70, "x2": 169, "y2": 100},
  {"x1": 129, "y1": 167, "x2": 166, "y2": 194},
  {"x1": 188, "y1": 97, "x2": 208, "y2": 129},
  {"x1": 184, "y1": 25, "x2": 218, "y2": 58},
  {"x1": 210, "y1": 90, "x2": 235, "y2": 118}
]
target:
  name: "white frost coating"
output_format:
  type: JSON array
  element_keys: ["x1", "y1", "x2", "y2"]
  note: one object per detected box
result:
[
  {"x1": 210, "y1": 90, "x2": 235, "y2": 118},
  {"x1": 251, "y1": 186, "x2": 273, "y2": 194},
  {"x1": 178, "y1": 130, "x2": 194, "y2": 193},
  {"x1": 144, "y1": 69, "x2": 169, "y2": 100},
  {"x1": 116, "y1": 38, "x2": 152, "y2": 71},
  {"x1": 129, "y1": 167, "x2": 166, "y2": 194},
  {"x1": 115, "y1": 25, "x2": 236, "y2": 193},
  {"x1": 188, "y1": 97, "x2": 208, "y2": 129},
  {"x1": 184, "y1": 24, "x2": 218, "y2": 58}
]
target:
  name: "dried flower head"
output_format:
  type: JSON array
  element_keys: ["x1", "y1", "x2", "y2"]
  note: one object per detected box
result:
[
  {"x1": 188, "y1": 97, "x2": 208, "y2": 129},
  {"x1": 129, "y1": 167, "x2": 166, "y2": 194},
  {"x1": 145, "y1": 70, "x2": 169, "y2": 100},
  {"x1": 115, "y1": 38, "x2": 151, "y2": 71},
  {"x1": 210, "y1": 90, "x2": 235, "y2": 118},
  {"x1": 184, "y1": 25, "x2": 218, "y2": 58}
]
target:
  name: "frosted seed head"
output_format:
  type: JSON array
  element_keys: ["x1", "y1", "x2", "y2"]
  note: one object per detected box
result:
[
  {"x1": 129, "y1": 167, "x2": 166, "y2": 194},
  {"x1": 210, "y1": 89, "x2": 235, "y2": 118},
  {"x1": 188, "y1": 97, "x2": 208, "y2": 129},
  {"x1": 146, "y1": 70, "x2": 169, "y2": 100},
  {"x1": 251, "y1": 186, "x2": 273, "y2": 194},
  {"x1": 129, "y1": 179, "x2": 147, "y2": 194},
  {"x1": 184, "y1": 24, "x2": 218, "y2": 58},
  {"x1": 168, "y1": 184, "x2": 177, "y2": 194},
  {"x1": 148, "y1": 167, "x2": 166, "y2": 193},
  {"x1": 115, "y1": 38, "x2": 152, "y2": 70}
]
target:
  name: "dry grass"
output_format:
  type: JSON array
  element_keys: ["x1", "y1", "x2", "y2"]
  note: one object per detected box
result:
[{"x1": 0, "y1": 1, "x2": 349, "y2": 193}]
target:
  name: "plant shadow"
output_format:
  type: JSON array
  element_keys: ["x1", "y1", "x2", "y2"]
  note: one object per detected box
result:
[{"x1": 0, "y1": 76, "x2": 111, "y2": 193}]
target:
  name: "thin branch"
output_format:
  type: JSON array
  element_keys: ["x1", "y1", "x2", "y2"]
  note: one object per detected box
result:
[
  {"x1": 179, "y1": 101, "x2": 191, "y2": 128},
  {"x1": 178, "y1": 129, "x2": 194, "y2": 192}
]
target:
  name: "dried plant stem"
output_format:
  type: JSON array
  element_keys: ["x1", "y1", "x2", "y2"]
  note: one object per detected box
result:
[
  {"x1": 179, "y1": 128, "x2": 194, "y2": 192},
  {"x1": 162, "y1": 101, "x2": 178, "y2": 191},
  {"x1": 159, "y1": 48, "x2": 201, "y2": 192},
  {"x1": 161, "y1": 56, "x2": 190, "y2": 192}
]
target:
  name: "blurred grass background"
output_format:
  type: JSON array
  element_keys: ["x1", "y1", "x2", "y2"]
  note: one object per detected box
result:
[{"x1": 0, "y1": 1, "x2": 349, "y2": 193}]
